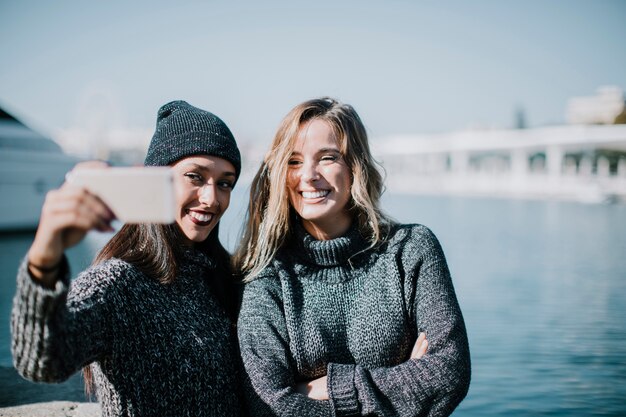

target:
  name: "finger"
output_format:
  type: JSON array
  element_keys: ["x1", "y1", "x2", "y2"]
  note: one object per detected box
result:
[
  {"x1": 307, "y1": 376, "x2": 328, "y2": 400},
  {"x1": 80, "y1": 190, "x2": 116, "y2": 222},
  {"x1": 61, "y1": 178, "x2": 116, "y2": 220},
  {"x1": 31, "y1": 185, "x2": 113, "y2": 259},
  {"x1": 53, "y1": 208, "x2": 102, "y2": 233},
  {"x1": 48, "y1": 186, "x2": 114, "y2": 223},
  {"x1": 44, "y1": 184, "x2": 92, "y2": 211},
  {"x1": 415, "y1": 339, "x2": 428, "y2": 359},
  {"x1": 75, "y1": 202, "x2": 113, "y2": 232},
  {"x1": 37, "y1": 189, "x2": 87, "y2": 235},
  {"x1": 67, "y1": 161, "x2": 110, "y2": 178},
  {"x1": 48, "y1": 196, "x2": 111, "y2": 233},
  {"x1": 410, "y1": 332, "x2": 426, "y2": 359},
  {"x1": 64, "y1": 161, "x2": 110, "y2": 187},
  {"x1": 73, "y1": 160, "x2": 110, "y2": 170}
]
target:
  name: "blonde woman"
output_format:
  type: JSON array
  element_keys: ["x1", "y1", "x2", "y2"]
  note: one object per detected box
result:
[{"x1": 236, "y1": 97, "x2": 471, "y2": 416}]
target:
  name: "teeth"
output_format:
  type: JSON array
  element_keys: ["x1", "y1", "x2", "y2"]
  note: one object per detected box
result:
[
  {"x1": 189, "y1": 211, "x2": 212, "y2": 222},
  {"x1": 302, "y1": 190, "x2": 330, "y2": 199}
]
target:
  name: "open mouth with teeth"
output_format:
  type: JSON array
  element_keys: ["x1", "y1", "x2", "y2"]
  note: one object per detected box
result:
[
  {"x1": 301, "y1": 190, "x2": 330, "y2": 200},
  {"x1": 186, "y1": 209, "x2": 214, "y2": 226}
]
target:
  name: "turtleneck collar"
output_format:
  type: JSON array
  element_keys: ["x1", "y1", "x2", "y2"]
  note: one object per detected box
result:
[
  {"x1": 178, "y1": 246, "x2": 216, "y2": 274},
  {"x1": 292, "y1": 221, "x2": 370, "y2": 267}
]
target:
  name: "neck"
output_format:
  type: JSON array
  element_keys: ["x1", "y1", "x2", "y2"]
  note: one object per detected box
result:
[
  {"x1": 181, "y1": 238, "x2": 196, "y2": 248},
  {"x1": 301, "y1": 215, "x2": 352, "y2": 241}
]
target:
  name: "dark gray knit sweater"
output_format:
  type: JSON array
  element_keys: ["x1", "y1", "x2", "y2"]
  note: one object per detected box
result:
[
  {"x1": 237, "y1": 223, "x2": 470, "y2": 416},
  {"x1": 11, "y1": 249, "x2": 242, "y2": 417}
]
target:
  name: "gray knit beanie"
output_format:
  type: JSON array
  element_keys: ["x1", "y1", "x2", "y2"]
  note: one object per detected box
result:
[{"x1": 144, "y1": 100, "x2": 241, "y2": 181}]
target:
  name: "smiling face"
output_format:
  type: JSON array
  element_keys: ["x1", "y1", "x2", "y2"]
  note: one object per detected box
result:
[
  {"x1": 287, "y1": 119, "x2": 353, "y2": 240},
  {"x1": 171, "y1": 155, "x2": 236, "y2": 245}
]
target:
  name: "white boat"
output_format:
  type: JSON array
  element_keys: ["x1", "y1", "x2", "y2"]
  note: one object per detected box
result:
[{"x1": 0, "y1": 107, "x2": 80, "y2": 231}]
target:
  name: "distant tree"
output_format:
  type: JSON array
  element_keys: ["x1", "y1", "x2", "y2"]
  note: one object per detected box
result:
[
  {"x1": 514, "y1": 105, "x2": 527, "y2": 129},
  {"x1": 614, "y1": 107, "x2": 626, "y2": 124}
]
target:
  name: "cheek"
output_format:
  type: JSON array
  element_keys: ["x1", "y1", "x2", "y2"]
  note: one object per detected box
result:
[
  {"x1": 286, "y1": 188, "x2": 298, "y2": 208},
  {"x1": 286, "y1": 174, "x2": 299, "y2": 197},
  {"x1": 174, "y1": 181, "x2": 195, "y2": 210},
  {"x1": 174, "y1": 214, "x2": 186, "y2": 236},
  {"x1": 286, "y1": 171, "x2": 298, "y2": 189},
  {"x1": 344, "y1": 174, "x2": 353, "y2": 194},
  {"x1": 220, "y1": 193, "x2": 231, "y2": 212},
  {"x1": 175, "y1": 191, "x2": 188, "y2": 213},
  {"x1": 335, "y1": 170, "x2": 353, "y2": 203},
  {"x1": 326, "y1": 167, "x2": 351, "y2": 191}
]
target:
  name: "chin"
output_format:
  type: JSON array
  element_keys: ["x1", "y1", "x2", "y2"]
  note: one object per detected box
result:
[
  {"x1": 181, "y1": 230, "x2": 210, "y2": 244},
  {"x1": 300, "y1": 209, "x2": 334, "y2": 223}
]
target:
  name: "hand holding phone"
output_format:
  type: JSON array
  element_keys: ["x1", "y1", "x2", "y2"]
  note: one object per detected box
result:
[{"x1": 67, "y1": 167, "x2": 176, "y2": 224}]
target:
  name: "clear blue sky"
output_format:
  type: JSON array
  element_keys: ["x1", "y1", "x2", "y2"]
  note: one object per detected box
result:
[{"x1": 1, "y1": 0, "x2": 625, "y2": 145}]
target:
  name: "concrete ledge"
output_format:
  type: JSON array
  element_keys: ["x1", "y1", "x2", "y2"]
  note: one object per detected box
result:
[{"x1": 0, "y1": 401, "x2": 100, "y2": 417}]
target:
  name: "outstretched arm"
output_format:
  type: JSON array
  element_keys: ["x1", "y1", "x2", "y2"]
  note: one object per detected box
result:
[
  {"x1": 11, "y1": 256, "x2": 117, "y2": 382},
  {"x1": 27, "y1": 161, "x2": 114, "y2": 287},
  {"x1": 12, "y1": 161, "x2": 116, "y2": 382}
]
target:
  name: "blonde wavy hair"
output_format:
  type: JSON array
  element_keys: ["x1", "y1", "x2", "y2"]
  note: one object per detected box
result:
[{"x1": 235, "y1": 97, "x2": 391, "y2": 282}]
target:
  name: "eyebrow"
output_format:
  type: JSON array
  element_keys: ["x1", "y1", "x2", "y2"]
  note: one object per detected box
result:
[
  {"x1": 183, "y1": 162, "x2": 236, "y2": 177},
  {"x1": 290, "y1": 147, "x2": 341, "y2": 156}
]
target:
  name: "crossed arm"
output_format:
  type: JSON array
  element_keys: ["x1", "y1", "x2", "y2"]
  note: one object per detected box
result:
[
  {"x1": 295, "y1": 332, "x2": 429, "y2": 400},
  {"x1": 237, "y1": 270, "x2": 469, "y2": 416}
]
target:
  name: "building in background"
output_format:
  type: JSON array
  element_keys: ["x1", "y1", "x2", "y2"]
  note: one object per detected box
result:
[
  {"x1": 566, "y1": 86, "x2": 625, "y2": 125},
  {"x1": 55, "y1": 126, "x2": 153, "y2": 166},
  {"x1": 374, "y1": 86, "x2": 626, "y2": 203},
  {"x1": 0, "y1": 107, "x2": 80, "y2": 231},
  {"x1": 51, "y1": 86, "x2": 626, "y2": 204}
]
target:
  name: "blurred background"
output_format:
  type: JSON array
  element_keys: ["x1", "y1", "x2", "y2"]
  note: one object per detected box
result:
[{"x1": 1, "y1": 1, "x2": 625, "y2": 415}]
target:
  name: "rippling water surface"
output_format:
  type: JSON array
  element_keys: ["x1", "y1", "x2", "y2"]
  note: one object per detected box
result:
[
  {"x1": 385, "y1": 195, "x2": 626, "y2": 416},
  {"x1": 2, "y1": 192, "x2": 625, "y2": 415}
]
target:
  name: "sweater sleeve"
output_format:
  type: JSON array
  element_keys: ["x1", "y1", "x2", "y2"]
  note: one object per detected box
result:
[
  {"x1": 11, "y1": 256, "x2": 114, "y2": 383},
  {"x1": 326, "y1": 226, "x2": 471, "y2": 417},
  {"x1": 237, "y1": 272, "x2": 333, "y2": 417}
]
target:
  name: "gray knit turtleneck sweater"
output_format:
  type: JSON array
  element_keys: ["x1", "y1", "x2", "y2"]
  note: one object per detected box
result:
[
  {"x1": 12, "y1": 249, "x2": 243, "y2": 417},
  {"x1": 237, "y1": 223, "x2": 470, "y2": 416}
]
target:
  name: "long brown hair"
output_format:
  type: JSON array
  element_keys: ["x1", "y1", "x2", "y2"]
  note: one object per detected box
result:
[
  {"x1": 83, "y1": 222, "x2": 237, "y2": 394},
  {"x1": 234, "y1": 97, "x2": 391, "y2": 282},
  {"x1": 94, "y1": 222, "x2": 234, "y2": 303}
]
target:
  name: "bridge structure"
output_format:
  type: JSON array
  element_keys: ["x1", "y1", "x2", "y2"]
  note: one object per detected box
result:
[{"x1": 373, "y1": 124, "x2": 626, "y2": 203}]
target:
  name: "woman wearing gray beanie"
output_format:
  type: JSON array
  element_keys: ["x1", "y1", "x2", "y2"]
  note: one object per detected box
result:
[
  {"x1": 236, "y1": 97, "x2": 470, "y2": 416},
  {"x1": 11, "y1": 100, "x2": 245, "y2": 416}
]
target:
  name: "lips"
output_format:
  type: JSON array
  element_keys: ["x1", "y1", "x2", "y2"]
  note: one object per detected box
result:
[
  {"x1": 301, "y1": 190, "x2": 330, "y2": 199},
  {"x1": 186, "y1": 209, "x2": 214, "y2": 226}
]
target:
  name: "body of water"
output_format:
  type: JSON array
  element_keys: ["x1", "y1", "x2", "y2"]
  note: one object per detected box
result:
[{"x1": 2, "y1": 192, "x2": 625, "y2": 415}]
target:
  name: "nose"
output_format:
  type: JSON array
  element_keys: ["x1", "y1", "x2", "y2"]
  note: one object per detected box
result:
[
  {"x1": 198, "y1": 183, "x2": 219, "y2": 208},
  {"x1": 300, "y1": 160, "x2": 320, "y2": 182}
]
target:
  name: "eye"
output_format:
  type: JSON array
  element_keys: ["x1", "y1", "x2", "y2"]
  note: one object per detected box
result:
[
  {"x1": 320, "y1": 154, "x2": 338, "y2": 164},
  {"x1": 184, "y1": 172, "x2": 203, "y2": 183},
  {"x1": 218, "y1": 180, "x2": 234, "y2": 190},
  {"x1": 288, "y1": 158, "x2": 302, "y2": 167}
]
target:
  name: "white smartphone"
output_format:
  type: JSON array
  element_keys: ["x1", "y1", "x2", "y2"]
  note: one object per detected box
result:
[{"x1": 67, "y1": 167, "x2": 176, "y2": 224}]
